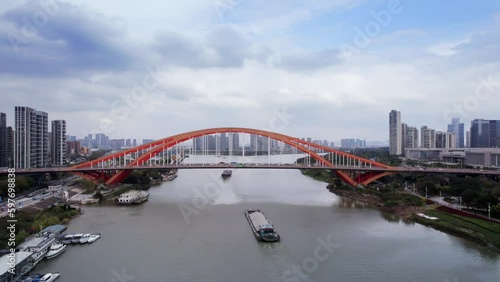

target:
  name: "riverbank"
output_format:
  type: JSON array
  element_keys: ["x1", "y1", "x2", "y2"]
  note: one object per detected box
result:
[
  {"x1": 0, "y1": 204, "x2": 81, "y2": 249},
  {"x1": 301, "y1": 169, "x2": 424, "y2": 218},
  {"x1": 301, "y1": 169, "x2": 500, "y2": 251},
  {"x1": 412, "y1": 209, "x2": 500, "y2": 250},
  {"x1": 326, "y1": 185, "x2": 424, "y2": 218}
]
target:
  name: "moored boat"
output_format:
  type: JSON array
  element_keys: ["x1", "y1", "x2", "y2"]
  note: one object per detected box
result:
[
  {"x1": 245, "y1": 209, "x2": 280, "y2": 242},
  {"x1": 61, "y1": 234, "x2": 73, "y2": 244},
  {"x1": 87, "y1": 233, "x2": 101, "y2": 243},
  {"x1": 46, "y1": 242, "x2": 67, "y2": 259},
  {"x1": 39, "y1": 272, "x2": 60, "y2": 282},
  {"x1": 71, "y1": 233, "x2": 83, "y2": 244},
  {"x1": 79, "y1": 234, "x2": 91, "y2": 244},
  {"x1": 19, "y1": 274, "x2": 43, "y2": 282},
  {"x1": 117, "y1": 190, "x2": 149, "y2": 205}
]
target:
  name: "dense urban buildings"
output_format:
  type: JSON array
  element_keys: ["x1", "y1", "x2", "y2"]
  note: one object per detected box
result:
[
  {"x1": 66, "y1": 140, "x2": 82, "y2": 156},
  {"x1": 51, "y1": 120, "x2": 67, "y2": 166},
  {"x1": 340, "y1": 139, "x2": 366, "y2": 148},
  {"x1": 389, "y1": 110, "x2": 402, "y2": 155}
]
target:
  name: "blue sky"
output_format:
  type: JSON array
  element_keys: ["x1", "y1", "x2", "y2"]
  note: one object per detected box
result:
[{"x1": 0, "y1": 0, "x2": 499, "y2": 142}]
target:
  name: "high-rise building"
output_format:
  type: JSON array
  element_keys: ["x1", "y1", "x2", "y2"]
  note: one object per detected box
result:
[
  {"x1": 0, "y1": 113, "x2": 6, "y2": 167},
  {"x1": 66, "y1": 135, "x2": 77, "y2": 142},
  {"x1": 389, "y1": 110, "x2": 402, "y2": 155},
  {"x1": 258, "y1": 136, "x2": 269, "y2": 151},
  {"x1": 421, "y1": 126, "x2": 436, "y2": 148},
  {"x1": 435, "y1": 131, "x2": 455, "y2": 148},
  {"x1": 470, "y1": 119, "x2": 500, "y2": 148},
  {"x1": 447, "y1": 117, "x2": 464, "y2": 148},
  {"x1": 6, "y1": 126, "x2": 13, "y2": 166},
  {"x1": 220, "y1": 133, "x2": 228, "y2": 152},
  {"x1": 405, "y1": 126, "x2": 419, "y2": 149},
  {"x1": 14, "y1": 107, "x2": 49, "y2": 169},
  {"x1": 401, "y1": 123, "x2": 407, "y2": 152},
  {"x1": 228, "y1": 133, "x2": 239, "y2": 152},
  {"x1": 51, "y1": 120, "x2": 66, "y2": 166},
  {"x1": 95, "y1": 133, "x2": 108, "y2": 148},
  {"x1": 66, "y1": 140, "x2": 81, "y2": 156},
  {"x1": 34, "y1": 111, "x2": 49, "y2": 167},
  {"x1": 466, "y1": 130, "x2": 471, "y2": 148},
  {"x1": 340, "y1": 139, "x2": 366, "y2": 148},
  {"x1": 341, "y1": 139, "x2": 355, "y2": 148}
]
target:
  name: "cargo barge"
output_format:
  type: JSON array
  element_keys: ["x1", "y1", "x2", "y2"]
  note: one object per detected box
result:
[{"x1": 244, "y1": 209, "x2": 280, "y2": 242}]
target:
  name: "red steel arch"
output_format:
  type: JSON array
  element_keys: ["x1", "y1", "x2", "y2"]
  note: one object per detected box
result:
[{"x1": 72, "y1": 127, "x2": 394, "y2": 186}]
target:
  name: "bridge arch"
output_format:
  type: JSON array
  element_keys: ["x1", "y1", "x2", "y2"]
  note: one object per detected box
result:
[{"x1": 72, "y1": 127, "x2": 394, "y2": 186}]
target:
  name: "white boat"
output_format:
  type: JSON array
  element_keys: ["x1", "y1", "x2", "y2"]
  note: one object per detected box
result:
[
  {"x1": 61, "y1": 234, "x2": 73, "y2": 244},
  {"x1": 17, "y1": 232, "x2": 57, "y2": 265},
  {"x1": 46, "y1": 242, "x2": 67, "y2": 259},
  {"x1": 71, "y1": 233, "x2": 83, "y2": 244},
  {"x1": 39, "y1": 272, "x2": 60, "y2": 282},
  {"x1": 87, "y1": 233, "x2": 101, "y2": 243},
  {"x1": 21, "y1": 273, "x2": 61, "y2": 282},
  {"x1": 117, "y1": 190, "x2": 149, "y2": 205},
  {"x1": 79, "y1": 234, "x2": 91, "y2": 244}
]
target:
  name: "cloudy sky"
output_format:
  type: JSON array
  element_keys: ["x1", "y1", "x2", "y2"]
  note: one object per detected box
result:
[{"x1": 1, "y1": 0, "x2": 500, "y2": 143}]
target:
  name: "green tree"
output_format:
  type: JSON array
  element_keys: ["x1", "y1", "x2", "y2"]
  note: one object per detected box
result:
[
  {"x1": 16, "y1": 229, "x2": 29, "y2": 245},
  {"x1": 475, "y1": 192, "x2": 498, "y2": 210},
  {"x1": 461, "y1": 189, "x2": 480, "y2": 208}
]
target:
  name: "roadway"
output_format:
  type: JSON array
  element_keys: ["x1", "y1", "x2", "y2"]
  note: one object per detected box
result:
[{"x1": 1, "y1": 164, "x2": 499, "y2": 176}]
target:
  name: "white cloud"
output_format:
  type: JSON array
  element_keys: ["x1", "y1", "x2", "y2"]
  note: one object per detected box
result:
[{"x1": 1, "y1": 0, "x2": 500, "y2": 143}]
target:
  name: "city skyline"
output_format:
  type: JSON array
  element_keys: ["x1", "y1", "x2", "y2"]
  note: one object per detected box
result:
[{"x1": 1, "y1": 1, "x2": 500, "y2": 141}]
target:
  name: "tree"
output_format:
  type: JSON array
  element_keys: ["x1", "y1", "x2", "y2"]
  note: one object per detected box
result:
[
  {"x1": 461, "y1": 189, "x2": 480, "y2": 208},
  {"x1": 475, "y1": 192, "x2": 498, "y2": 210}
]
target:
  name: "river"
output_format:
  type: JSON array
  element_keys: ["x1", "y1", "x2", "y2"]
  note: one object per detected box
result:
[{"x1": 35, "y1": 155, "x2": 500, "y2": 282}]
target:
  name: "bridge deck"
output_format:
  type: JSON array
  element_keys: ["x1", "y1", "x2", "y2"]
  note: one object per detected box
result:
[{"x1": 2, "y1": 164, "x2": 499, "y2": 176}]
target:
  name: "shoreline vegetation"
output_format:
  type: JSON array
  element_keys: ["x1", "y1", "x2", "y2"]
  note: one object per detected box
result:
[
  {"x1": 0, "y1": 204, "x2": 81, "y2": 250},
  {"x1": 300, "y1": 168, "x2": 500, "y2": 251},
  {"x1": 0, "y1": 169, "x2": 179, "y2": 251}
]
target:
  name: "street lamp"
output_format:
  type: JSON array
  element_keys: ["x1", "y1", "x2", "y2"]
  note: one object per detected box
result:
[{"x1": 425, "y1": 187, "x2": 428, "y2": 198}]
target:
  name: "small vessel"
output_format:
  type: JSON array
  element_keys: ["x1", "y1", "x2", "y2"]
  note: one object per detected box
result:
[
  {"x1": 87, "y1": 233, "x2": 101, "y2": 243},
  {"x1": 221, "y1": 170, "x2": 232, "y2": 178},
  {"x1": 19, "y1": 274, "x2": 44, "y2": 282},
  {"x1": 117, "y1": 190, "x2": 149, "y2": 205},
  {"x1": 80, "y1": 234, "x2": 91, "y2": 244},
  {"x1": 45, "y1": 242, "x2": 67, "y2": 259},
  {"x1": 245, "y1": 209, "x2": 280, "y2": 242},
  {"x1": 162, "y1": 174, "x2": 178, "y2": 181},
  {"x1": 20, "y1": 273, "x2": 61, "y2": 282},
  {"x1": 17, "y1": 231, "x2": 56, "y2": 266},
  {"x1": 71, "y1": 233, "x2": 83, "y2": 244},
  {"x1": 39, "y1": 273, "x2": 61, "y2": 282},
  {"x1": 61, "y1": 234, "x2": 73, "y2": 244}
]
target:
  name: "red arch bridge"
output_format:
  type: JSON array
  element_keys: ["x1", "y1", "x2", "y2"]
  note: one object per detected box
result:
[{"x1": 4, "y1": 127, "x2": 499, "y2": 186}]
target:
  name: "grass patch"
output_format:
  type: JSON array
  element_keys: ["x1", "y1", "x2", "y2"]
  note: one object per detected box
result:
[{"x1": 415, "y1": 209, "x2": 500, "y2": 249}]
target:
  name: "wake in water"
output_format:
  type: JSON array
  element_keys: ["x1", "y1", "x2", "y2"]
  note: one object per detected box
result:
[{"x1": 259, "y1": 243, "x2": 318, "y2": 282}]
